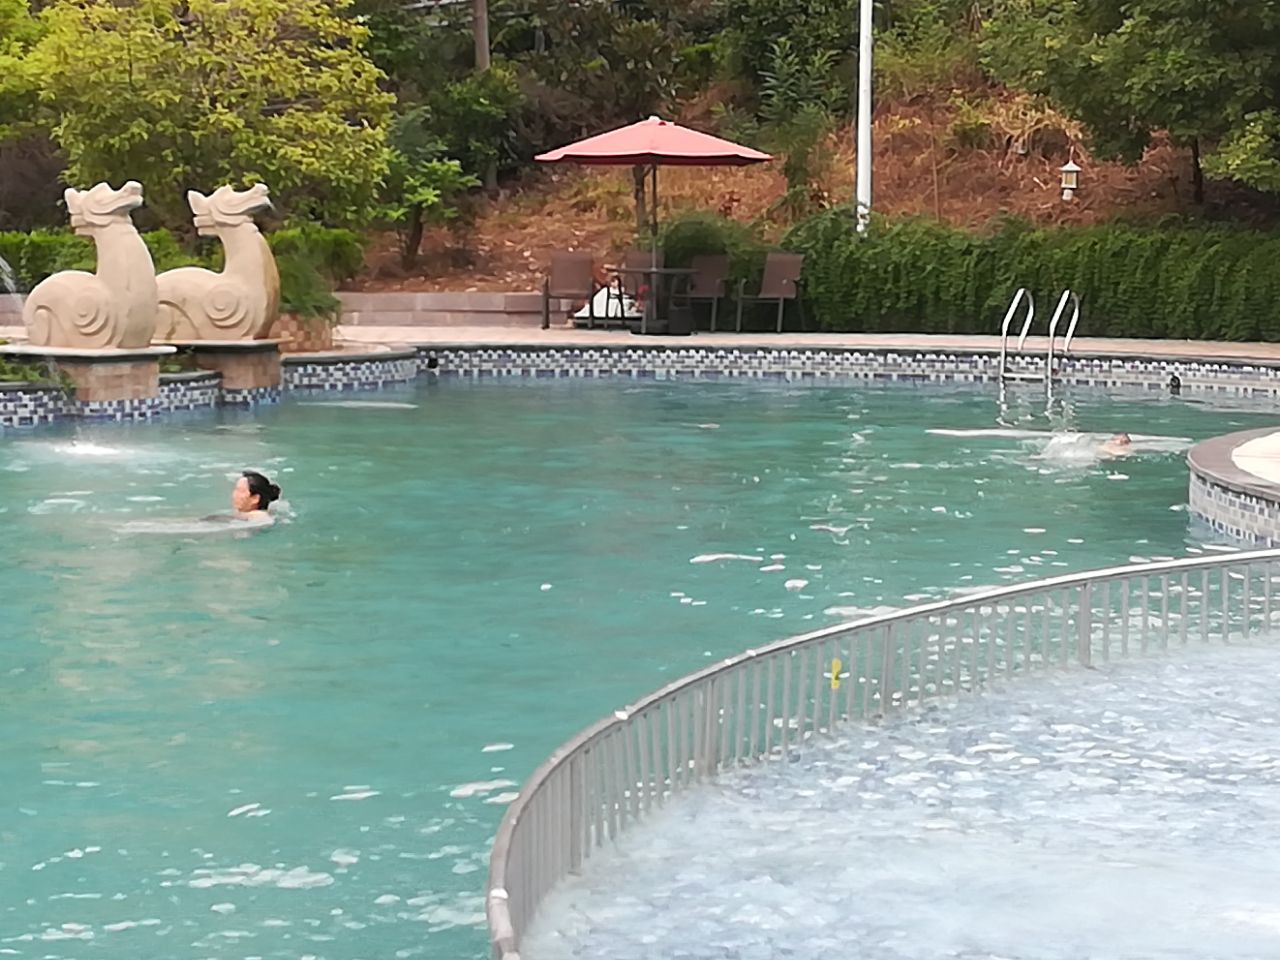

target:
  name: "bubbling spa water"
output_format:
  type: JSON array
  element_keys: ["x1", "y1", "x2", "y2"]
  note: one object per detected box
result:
[
  {"x1": 0, "y1": 379, "x2": 1275, "y2": 958},
  {"x1": 525, "y1": 644, "x2": 1280, "y2": 960}
]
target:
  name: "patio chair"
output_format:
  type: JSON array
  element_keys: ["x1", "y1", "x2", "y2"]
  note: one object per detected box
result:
[
  {"x1": 542, "y1": 252, "x2": 598, "y2": 329},
  {"x1": 686, "y1": 255, "x2": 730, "y2": 332},
  {"x1": 735, "y1": 252, "x2": 805, "y2": 333}
]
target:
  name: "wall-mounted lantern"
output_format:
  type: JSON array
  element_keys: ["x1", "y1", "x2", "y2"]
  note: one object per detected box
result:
[{"x1": 1060, "y1": 160, "x2": 1082, "y2": 201}]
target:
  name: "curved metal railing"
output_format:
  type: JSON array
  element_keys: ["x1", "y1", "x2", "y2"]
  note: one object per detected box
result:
[{"x1": 487, "y1": 548, "x2": 1280, "y2": 959}]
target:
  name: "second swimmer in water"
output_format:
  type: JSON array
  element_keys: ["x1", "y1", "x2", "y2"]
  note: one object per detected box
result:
[{"x1": 1099, "y1": 432, "x2": 1133, "y2": 458}]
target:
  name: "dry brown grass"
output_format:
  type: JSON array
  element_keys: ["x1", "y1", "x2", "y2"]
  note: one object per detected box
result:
[{"x1": 354, "y1": 93, "x2": 1213, "y2": 292}]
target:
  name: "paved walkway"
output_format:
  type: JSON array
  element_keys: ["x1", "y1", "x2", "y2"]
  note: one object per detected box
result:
[
  {"x1": 331, "y1": 326, "x2": 1280, "y2": 363},
  {"x1": 5, "y1": 324, "x2": 1280, "y2": 364}
]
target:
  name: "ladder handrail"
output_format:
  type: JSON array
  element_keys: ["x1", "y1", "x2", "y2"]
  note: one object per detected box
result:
[
  {"x1": 998, "y1": 288, "x2": 1034, "y2": 377},
  {"x1": 999, "y1": 287, "x2": 1082, "y2": 387},
  {"x1": 1061, "y1": 290, "x2": 1082, "y2": 353},
  {"x1": 1044, "y1": 289, "x2": 1075, "y2": 376},
  {"x1": 1013, "y1": 297, "x2": 1036, "y2": 351}
]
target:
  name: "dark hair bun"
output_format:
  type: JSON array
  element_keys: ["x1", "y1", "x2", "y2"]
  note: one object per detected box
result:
[{"x1": 269, "y1": 483, "x2": 281, "y2": 498}]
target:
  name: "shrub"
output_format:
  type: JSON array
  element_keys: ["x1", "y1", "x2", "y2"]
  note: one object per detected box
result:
[
  {"x1": 0, "y1": 224, "x2": 365, "y2": 323},
  {"x1": 660, "y1": 210, "x2": 769, "y2": 286},
  {"x1": 661, "y1": 210, "x2": 795, "y2": 329},
  {"x1": 269, "y1": 225, "x2": 364, "y2": 321},
  {"x1": 0, "y1": 355, "x2": 64, "y2": 384},
  {"x1": 0, "y1": 229, "x2": 90, "y2": 290},
  {"x1": 783, "y1": 210, "x2": 1280, "y2": 341},
  {"x1": 268, "y1": 225, "x2": 364, "y2": 288}
]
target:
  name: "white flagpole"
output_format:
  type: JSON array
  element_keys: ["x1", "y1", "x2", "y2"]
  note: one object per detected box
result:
[{"x1": 855, "y1": 0, "x2": 873, "y2": 233}]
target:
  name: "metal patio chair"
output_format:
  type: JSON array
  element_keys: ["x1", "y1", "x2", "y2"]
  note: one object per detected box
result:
[{"x1": 735, "y1": 252, "x2": 805, "y2": 333}]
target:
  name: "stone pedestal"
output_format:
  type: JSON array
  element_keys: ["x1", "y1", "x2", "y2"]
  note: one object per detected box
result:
[
  {"x1": 165, "y1": 339, "x2": 283, "y2": 405},
  {"x1": 269, "y1": 313, "x2": 336, "y2": 353},
  {"x1": 0, "y1": 343, "x2": 175, "y2": 418}
]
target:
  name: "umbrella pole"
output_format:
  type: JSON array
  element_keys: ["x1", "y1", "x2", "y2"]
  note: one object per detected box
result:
[
  {"x1": 650, "y1": 162, "x2": 659, "y2": 261},
  {"x1": 645, "y1": 163, "x2": 659, "y2": 334}
]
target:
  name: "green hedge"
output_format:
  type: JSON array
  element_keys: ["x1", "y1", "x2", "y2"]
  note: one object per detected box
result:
[
  {"x1": 783, "y1": 211, "x2": 1280, "y2": 341},
  {"x1": 0, "y1": 225, "x2": 365, "y2": 320}
]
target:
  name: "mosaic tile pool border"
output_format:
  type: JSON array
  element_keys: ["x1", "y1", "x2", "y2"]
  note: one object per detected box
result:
[
  {"x1": 0, "y1": 384, "x2": 65, "y2": 430},
  {"x1": 4, "y1": 343, "x2": 1280, "y2": 430},
  {"x1": 159, "y1": 372, "x2": 220, "y2": 412},
  {"x1": 421, "y1": 345, "x2": 1280, "y2": 394},
  {"x1": 220, "y1": 385, "x2": 283, "y2": 407},
  {"x1": 283, "y1": 351, "x2": 418, "y2": 392},
  {"x1": 1189, "y1": 471, "x2": 1280, "y2": 546},
  {"x1": 1188, "y1": 428, "x2": 1280, "y2": 546},
  {"x1": 73, "y1": 394, "x2": 171, "y2": 422}
]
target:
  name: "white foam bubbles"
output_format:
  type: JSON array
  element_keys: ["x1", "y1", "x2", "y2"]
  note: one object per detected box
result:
[
  {"x1": 449, "y1": 779, "x2": 516, "y2": 799},
  {"x1": 188, "y1": 864, "x2": 334, "y2": 890}
]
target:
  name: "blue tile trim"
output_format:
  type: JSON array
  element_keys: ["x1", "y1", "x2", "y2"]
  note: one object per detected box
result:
[
  {"x1": 0, "y1": 385, "x2": 66, "y2": 430},
  {"x1": 420, "y1": 346, "x2": 1280, "y2": 395},
  {"x1": 283, "y1": 356, "x2": 418, "y2": 392},
  {"x1": 1189, "y1": 469, "x2": 1280, "y2": 546},
  {"x1": 220, "y1": 385, "x2": 282, "y2": 407}
]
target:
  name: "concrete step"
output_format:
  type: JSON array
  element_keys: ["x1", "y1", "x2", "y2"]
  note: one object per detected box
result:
[{"x1": 337, "y1": 290, "x2": 574, "y2": 328}]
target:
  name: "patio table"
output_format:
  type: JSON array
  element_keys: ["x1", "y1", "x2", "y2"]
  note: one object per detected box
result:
[{"x1": 614, "y1": 266, "x2": 696, "y2": 335}]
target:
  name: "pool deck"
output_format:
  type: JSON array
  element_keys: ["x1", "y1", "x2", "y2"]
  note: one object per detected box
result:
[
  {"x1": 1232, "y1": 432, "x2": 1280, "y2": 485},
  {"x1": 329, "y1": 326, "x2": 1280, "y2": 364},
  {"x1": 4, "y1": 324, "x2": 1280, "y2": 363}
]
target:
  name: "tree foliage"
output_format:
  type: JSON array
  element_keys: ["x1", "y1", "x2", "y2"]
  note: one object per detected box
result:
[
  {"x1": 27, "y1": 0, "x2": 394, "y2": 227},
  {"x1": 0, "y1": 0, "x2": 40, "y2": 142},
  {"x1": 512, "y1": 0, "x2": 678, "y2": 141},
  {"x1": 759, "y1": 39, "x2": 838, "y2": 219},
  {"x1": 981, "y1": 0, "x2": 1280, "y2": 199}
]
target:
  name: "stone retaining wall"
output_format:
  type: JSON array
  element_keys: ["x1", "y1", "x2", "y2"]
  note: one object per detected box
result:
[{"x1": 337, "y1": 291, "x2": 567, "y2": 328}]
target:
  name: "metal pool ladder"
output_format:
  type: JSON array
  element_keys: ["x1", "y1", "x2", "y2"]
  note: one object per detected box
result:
[{"x1": 997, "y1": 287, "x2": 1081, "y2": 387}]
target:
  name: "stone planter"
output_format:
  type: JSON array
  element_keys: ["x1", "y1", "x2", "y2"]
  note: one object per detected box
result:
[{"x1": 269, "y1": 313, "x2": 336, "y2": 353}]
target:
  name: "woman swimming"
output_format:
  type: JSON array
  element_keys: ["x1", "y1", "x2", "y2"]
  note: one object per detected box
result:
[
  {"x1": 231, "y1": 470, "x2": 281, "y2": 519},
  {"x1": 201, "y1": 470, "x2": 281, "y2": 523}
]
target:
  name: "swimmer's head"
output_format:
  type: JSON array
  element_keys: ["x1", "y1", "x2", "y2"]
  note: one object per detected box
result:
[
  {"x1": 1111, "y1": 433, "x2": 1132, "y2": 446},
  {"x1": 234, "y1": 470, "x2": 281, "y2": 513}
]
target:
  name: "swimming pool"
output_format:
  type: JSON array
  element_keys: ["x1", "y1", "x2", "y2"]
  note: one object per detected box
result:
[{"x1": 0, "y1": 378, "x2": 1274, "y2": 958}]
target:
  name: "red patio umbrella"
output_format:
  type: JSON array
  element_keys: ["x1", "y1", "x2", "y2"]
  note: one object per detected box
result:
[{"x1": 536, "y1": 115, "x2": 772, "y2": 248}]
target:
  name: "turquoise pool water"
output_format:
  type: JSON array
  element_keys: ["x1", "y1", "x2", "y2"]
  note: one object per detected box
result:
[{"x1": 0, "y1": 378, "x2": 1274, "y2": 958}]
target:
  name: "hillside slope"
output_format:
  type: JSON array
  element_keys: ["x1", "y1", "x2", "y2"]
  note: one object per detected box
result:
[{"x1": 353, "y1": 95, "x2": 1259, "y2": 293}]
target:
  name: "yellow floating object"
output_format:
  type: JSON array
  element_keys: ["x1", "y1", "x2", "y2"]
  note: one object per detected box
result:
[{"x1": 829, "y1": 657, "x2": 843, "y2": 690}]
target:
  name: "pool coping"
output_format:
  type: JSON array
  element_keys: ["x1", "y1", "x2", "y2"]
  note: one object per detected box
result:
[
  {"x1": 1188, "y1": 429, "x2": 1280, "y2": 502},
  {"x1": 333, "y1": 327, "x2": 1280, "y2": 366},
  {"x1": 1188, "y1": 428, "x2": 1280, "y2": 545}
]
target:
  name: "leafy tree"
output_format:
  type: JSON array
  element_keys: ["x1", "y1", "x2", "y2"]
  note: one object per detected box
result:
[
  {"x1": 720, "y1": 0, "x2": 856, "y2": 97},
  {"x1": 378, "y1": 106, "x2": 480, "y2": 268},
  {"x1": 28, "y1": 0, "x2": 395, "y2": 227},
  {"x1": 981, "y1": 0, "x2": 1280, "y2": 202},
  {"x1": 512, "y1": 0, "x2": 678, "y2": 138},
  {"x1": 0, "y1": 0, "x2": 40, "y2": 142},
  {"x1": 425, "y1": 66, "x2": 524, "y2": 177},
  {"x1": 1205, "y1": 110, "x2": 1280, "y2": 193},
  {"x1": 354, "y1": 0, "x2": 471, "y2": 96},
  {"x1": 759, "y1": 39, "x2": 838, "y2": 219}
]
